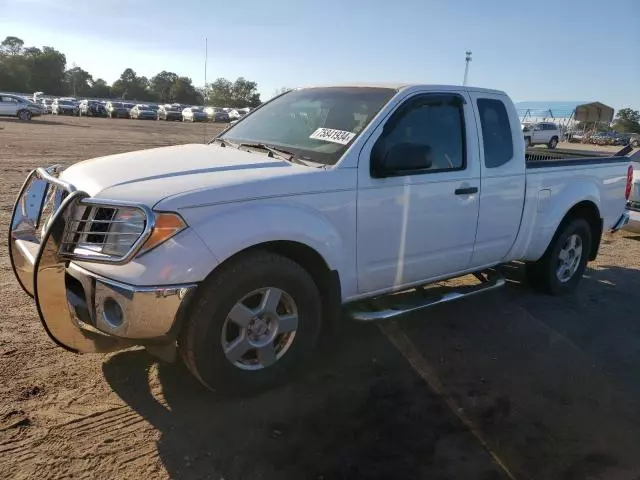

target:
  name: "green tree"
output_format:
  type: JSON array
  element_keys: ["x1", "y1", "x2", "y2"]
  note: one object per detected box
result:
[
  {"x1": 205, "y1": 77, "x2": 233, "y2": 106},
  {"x1": 0, "y1": 58, "x2": 30, "y2": 91},
  {"x1": 65, "y1": 66, "x2": 93, "y2": 96},
  {"x1": 613, "y1": 108, "x2": 640, "y2": 133},
  {"x1": 205, "y1": 77, "x2": 261, "y2": 107},
  {"x1": 25, "y1": 46, "x2": 67, "y2": 95},
  {"x1": 0, "y1": 36, "x2": 24, "y2": 56},
  {"x1": 0, "y1": 36, "x2": 30, "y2": 91},
  {"x1": 88, "y1": 78, "x2": 111, "y2": 98},
  {"x1": 169, "y1": 76, "x2": 202, "y2": 104},
  {"x1": 112, "y1": 68, "x2": 155, "y2": 101},
  {"x1": 231, "y1": 77, "x2": 261, "y2": 107},
  {"x1": 150, "y1": 70, "x2": 178, "y2": 103}
]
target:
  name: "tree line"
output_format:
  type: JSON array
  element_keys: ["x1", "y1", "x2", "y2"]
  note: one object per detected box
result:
[{"x1": 0, "y1": 36, "x2": 262, "y2": 107}]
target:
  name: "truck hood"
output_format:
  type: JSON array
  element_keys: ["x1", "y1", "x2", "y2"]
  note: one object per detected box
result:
[{"x1": 60, "y1": 143, "x2": 347, "y2": 210}]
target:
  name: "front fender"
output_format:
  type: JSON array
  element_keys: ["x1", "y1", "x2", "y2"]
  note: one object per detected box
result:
[{"x1": 181, "y1": 201, "x2": 349, "y2": 280}]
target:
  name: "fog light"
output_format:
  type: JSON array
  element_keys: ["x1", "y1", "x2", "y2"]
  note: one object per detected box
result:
[{"x1": 102, "y1": 297, "x2": 124, "y2": 328}]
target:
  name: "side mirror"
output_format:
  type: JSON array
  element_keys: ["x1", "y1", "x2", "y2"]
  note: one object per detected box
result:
[{"x1": 371, "y1": 142, "x2": 433, "y2": 178}]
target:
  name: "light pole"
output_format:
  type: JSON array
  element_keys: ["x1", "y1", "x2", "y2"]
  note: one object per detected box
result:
[{"x1": 463, "y1": 51, "x2": 472, "y2": 86}]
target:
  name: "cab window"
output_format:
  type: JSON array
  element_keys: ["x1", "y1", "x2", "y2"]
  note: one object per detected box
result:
[{"x1": 477, "y1": 98, "x2": 514, "y2": 168}]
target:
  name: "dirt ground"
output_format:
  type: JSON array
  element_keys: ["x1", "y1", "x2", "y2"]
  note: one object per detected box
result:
[{"x1": 1, "y1": 115, "x2": 640, "y2": 480}]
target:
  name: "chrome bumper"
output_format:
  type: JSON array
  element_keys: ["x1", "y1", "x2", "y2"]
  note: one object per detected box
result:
[
  {"x1": 611, "y1": 211, "x2": 630, "y2": 233},
  {"x1": 623, "y1": 208, "x2": 640, "y2": 234},
  {"x1": 8, "y1": 167, "x2": 197, "y2": 354}
]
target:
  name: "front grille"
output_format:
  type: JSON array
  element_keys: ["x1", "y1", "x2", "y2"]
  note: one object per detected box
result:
[{"x1": 85, "y1": 207, "x2": 116, "y2": 244}]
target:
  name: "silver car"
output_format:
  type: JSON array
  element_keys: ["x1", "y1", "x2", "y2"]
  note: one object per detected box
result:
[{"x1": 0, "y1": 93, "x2": 44, "y2": 121}]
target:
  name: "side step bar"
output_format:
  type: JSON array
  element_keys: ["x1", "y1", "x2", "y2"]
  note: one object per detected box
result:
[{"x1": 347, "y1": 269, "x2": 505, "y2": 322}]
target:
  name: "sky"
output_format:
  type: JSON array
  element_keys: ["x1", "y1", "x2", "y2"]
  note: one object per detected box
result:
[{"x1": 2, "y1": 0, "x2": 639, "y2": 110}]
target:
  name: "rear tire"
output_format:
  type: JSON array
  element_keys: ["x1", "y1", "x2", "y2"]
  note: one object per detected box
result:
[
  {"x1": 178, "y1": 251, "x2": 323, "y2": 395},
  {"x1": 526, "y1": 218, "x2": 591, "y2": 295},
  {"x1": 525, "y1": 137, "x2": 532, "y2": 148},
  {"x1": 548, "y1": 136, "x2": 558, "y2": 149}
]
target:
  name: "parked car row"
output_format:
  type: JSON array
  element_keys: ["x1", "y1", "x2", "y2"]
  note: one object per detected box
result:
[
  {"x1": 36, "y1": 96, "x2": 252, "y2": 123},
  {"x1": 566, "y1": 130, "x2": 640, "y2": 147}
]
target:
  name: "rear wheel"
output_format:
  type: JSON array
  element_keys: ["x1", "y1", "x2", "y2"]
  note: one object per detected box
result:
[
  {"x1": 18, "y1": 110, "x2": 32, "y2": 121},
  {"x1": 525, "y1": 137, "x2": 532, "y2": 148},
  {"x1": 526, "y1": 218, "x2": 591, "y2": 295},
  {"x1": 548, "y1": 136, "x2": 558, "y2": 149},
  {"x1": 178, "y1": 251, "x2": 323, "y2": 394}
]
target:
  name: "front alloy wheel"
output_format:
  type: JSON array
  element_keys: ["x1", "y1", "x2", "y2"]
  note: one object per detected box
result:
[
  {"x1": 221, "y1": 287, "x2": 298, "y2": 370},
  {"x1": 178, "y1": 251, "x2": 322, "y2": 394}
]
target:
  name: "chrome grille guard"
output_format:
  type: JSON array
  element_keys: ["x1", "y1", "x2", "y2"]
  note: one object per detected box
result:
[{"x1": 8, "y1": 166, "x2": 133, "y2": 353}]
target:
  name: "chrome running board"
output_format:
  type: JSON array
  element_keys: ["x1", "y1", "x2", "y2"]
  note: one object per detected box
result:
[{"x1": 347, "y1": 269, "x2": 505, "y2": 322}]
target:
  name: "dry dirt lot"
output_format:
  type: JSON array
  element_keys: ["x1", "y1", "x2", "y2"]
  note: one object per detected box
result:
[{"x1": 1, "y1": 115, "x2": 640, "y2": 480}]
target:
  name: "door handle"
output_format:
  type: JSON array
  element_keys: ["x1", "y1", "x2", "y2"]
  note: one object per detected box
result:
[{"x1": 454, "y1": 187, "x2": 478, "y2": 195}]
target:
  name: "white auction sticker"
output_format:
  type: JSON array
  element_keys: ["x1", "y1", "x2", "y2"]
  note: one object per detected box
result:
[{"x1": 309, "y1": 128, "x2": 356, "y2": 145}]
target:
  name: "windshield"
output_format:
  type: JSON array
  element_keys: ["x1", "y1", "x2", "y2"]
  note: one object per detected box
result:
[
  {"x1": 58, "y1": 100, "x2": 74, "y2": 106},
  {"x1": 219, "y1": 87, "x2": 396, "y2": 165}
]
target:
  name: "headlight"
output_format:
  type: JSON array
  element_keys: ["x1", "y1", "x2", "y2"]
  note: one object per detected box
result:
[
  {"x1": 63, "y1": 201, "x2": 187, "y2": 264},
  {"x1": 101, "y1": 207, "x2": 146, "y2": 256}
]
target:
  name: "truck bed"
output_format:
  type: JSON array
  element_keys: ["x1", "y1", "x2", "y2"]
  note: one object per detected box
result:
[{"x1": 525, "y1": 146, "x2": 636, "y2": 167}]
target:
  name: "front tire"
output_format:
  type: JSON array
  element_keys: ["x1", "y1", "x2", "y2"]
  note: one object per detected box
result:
[
  {"x1": 525, "y1": 137, "x2": 532, "y2": 148},
  {"x1": 526, "y1": 218, "x2": 591, "y2": 295},
  {"x1": 178, "y1": 251, "x2": 323, "y2": 394},
  {"x1": 17, "y1": 110, "x2": 32, "y2": 121}
]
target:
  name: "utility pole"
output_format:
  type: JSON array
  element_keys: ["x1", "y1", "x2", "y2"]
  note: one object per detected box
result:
[
  {"x1": 203, "y1": 37, "x2": 208, "y2": 143},
  {"x1": 463, "y1": 51, "x2": 472, "y2": 86}
]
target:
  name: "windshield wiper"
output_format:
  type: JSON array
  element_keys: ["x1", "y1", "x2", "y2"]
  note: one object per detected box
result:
[
  {"x1": 214, "y1": 139, "x2": 323, "y2": 167},
  {"x1": 248, "y1": 144, "x2": 324, "y2": 168},
  {"x1": 211, "y1": 137, "x2": 237, "y2": 148},
  {"x1": 238, "y1": 142, "x2": 295, "y2": 162}
]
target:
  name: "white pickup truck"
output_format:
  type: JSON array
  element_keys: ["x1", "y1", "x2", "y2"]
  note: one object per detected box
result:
[
  {"x1": 625, "y1": 157, "x2": 640, "y2": 233},
  {"x1": 9, "y1": 84, "x2": 634, "y2": 394}
]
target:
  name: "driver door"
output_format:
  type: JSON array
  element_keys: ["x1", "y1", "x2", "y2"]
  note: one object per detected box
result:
[
  {"x1": 356, "y1": 92, "x2": 481, "y2": 294},
  {"x1": 0, "y1": 95, "x2": 18, "y2": 116}
]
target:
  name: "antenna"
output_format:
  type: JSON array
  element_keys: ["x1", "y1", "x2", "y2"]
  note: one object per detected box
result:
[
  {"x1": 463, "y1": 51, "x2": 472, "y2": 86},
  {"x1": 203, "y1": 36, "x2": 208, "y2": 143}
]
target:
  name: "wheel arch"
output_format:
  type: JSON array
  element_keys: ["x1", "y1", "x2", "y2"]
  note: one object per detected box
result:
[
  {"x1": 546, "y1": 200, "x2": 602, "y2": 261},
  {"x1": 207, "y1": 240, "x2": 343, "y2": 329}
]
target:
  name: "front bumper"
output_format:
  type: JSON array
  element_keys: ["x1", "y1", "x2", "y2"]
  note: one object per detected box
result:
[{"x1": 8, "y1": 167, "x2": 197, "y2": 354}]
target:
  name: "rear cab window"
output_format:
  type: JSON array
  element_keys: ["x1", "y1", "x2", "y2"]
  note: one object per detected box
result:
[{"x1": 477, "y1": 98, "x2": 514, "y2": 168}]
